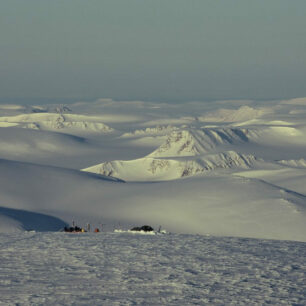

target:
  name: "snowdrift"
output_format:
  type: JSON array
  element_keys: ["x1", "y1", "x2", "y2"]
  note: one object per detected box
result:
[{"x1": 0, "y1": 207, "x2": 67, "y2": 232}]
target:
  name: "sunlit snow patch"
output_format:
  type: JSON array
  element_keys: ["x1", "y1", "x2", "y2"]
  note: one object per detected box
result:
[
  {"x1": 0, "y1": 113, "x2": 114, "y2": 135},
  {"x1": 82, "y1": 151, "x2": 257, "y2": 181},
  {"x1": 148, "y1": 127, "x2": 258, "y2": 158},
  {"x1": 277, "y1": 158, "x2": 306, "y2": 168}
]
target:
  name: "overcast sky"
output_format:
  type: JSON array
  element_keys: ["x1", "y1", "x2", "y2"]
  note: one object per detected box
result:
[{"x1": 1, "y1": 0, "x2": 306, "y2": 104}]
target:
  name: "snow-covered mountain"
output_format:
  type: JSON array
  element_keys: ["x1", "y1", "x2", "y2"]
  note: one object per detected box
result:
[
  {"x1": 278, "y1": 158, "x2": 306, "y2": 168},
  {"x1": 83, "y1": 125, "x2": 261, "y2": 181},
  {"x1": 83, "y1": 151, "x2": 257, "y2": 181},
  {"x1": 121, "y1": 125, "x2": 178, "y2": 138},
  {"x1": 0, "y1": 113, "x2": 114, "y2": 135},
  {"x1": 148, "y1": 127, "x2": 259, "y2": 158}
]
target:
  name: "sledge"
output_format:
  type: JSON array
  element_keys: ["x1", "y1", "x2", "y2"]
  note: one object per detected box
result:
[{"x1": 63, "y1": 226, "x2": 86, "y2": 233}]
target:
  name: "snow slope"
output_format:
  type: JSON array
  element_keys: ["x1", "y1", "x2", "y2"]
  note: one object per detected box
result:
[
  {"x1": 0, "y1": 207, "x2": 67, "y2": 233},
  {"x1": 83, "y1": 151, "x2": 257, "y2": 181},
  {"x1": 0, "y1": 127, "x2": 101, "y2": 168},
  {"x1": 121, "y1": 125, "x2": 178, "y2": 138},
  {"x1": 1, "y1": 158, "x2": 306, "y2": 241},
  {"x1": 0, "y1": 126, "x2": 147, "y2": 169},
  {"x1": 148, "y1": 127, "x2": 258, "y2": 157},
  {"x1": 278, "y1": 158, "x2": 306, "y2": 168}
]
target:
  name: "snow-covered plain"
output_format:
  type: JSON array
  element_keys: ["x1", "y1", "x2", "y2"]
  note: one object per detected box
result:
[
  {"x1": 0, "y1": 232, "x2": 305, "y2": 305},
  {"x1": 0, "y1": 98, "x2": 306, "y2": 303}
]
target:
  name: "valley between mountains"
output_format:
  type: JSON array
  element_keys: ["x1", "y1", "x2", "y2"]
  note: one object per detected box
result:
[{"x1": 0, "y1": 98, "x2": 306, "y2": 241}]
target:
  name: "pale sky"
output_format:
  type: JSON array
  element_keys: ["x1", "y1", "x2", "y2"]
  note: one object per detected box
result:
[{"x1": 1, "y1": 0, "x2": 306, "y2": 104}]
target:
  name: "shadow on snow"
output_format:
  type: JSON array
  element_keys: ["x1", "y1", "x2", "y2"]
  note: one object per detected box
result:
[{"x1": 0, "y1": 206, "x2": 68, "y2": 232}]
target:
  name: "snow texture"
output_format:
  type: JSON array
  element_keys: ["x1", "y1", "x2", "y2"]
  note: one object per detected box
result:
[{"x1": 0, "y1": 232, "x2": 305, "y2": 305}]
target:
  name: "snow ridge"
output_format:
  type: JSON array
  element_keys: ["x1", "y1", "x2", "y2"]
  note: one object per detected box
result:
[
  {"x1": 121, "y1": 125, "x2": 178, "y2": 137},
  {"x1": 148, "y1": 127, "x2": 257, "y2": 158},
  {"x1": 278, "y1": 158, "x2": 306, "y2": 168},
  {"x1": 0, "y1": 113, "x2": 114, "y2": 134},
  {"x1": 83, "y1": 151, "x2": 256, "y2": 181}
]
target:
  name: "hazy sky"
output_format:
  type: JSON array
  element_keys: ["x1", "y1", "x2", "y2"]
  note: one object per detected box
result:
[{"x1": 1, "y1": 0, "x2": 306, "y2": 104}]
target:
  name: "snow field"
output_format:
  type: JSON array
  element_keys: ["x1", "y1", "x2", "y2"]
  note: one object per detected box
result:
[
  {"x1": 1, "y1": 158, "x2": 306, "y2": 241},
  {"x1": 0, "y1": 232, "x2": 305, "y2": 305},
  {"x1": 0, "y1": 98, "x2": 306, "y2": 242}
]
